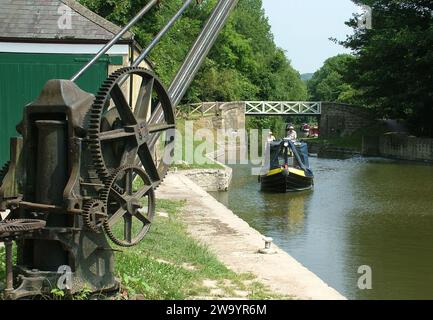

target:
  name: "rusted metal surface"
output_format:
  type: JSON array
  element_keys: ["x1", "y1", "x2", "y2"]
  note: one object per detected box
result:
[
  {"x1": 101, "y1": 165, "x2": 155, "y2": 247},
  {"x1": 87, "y1": 67, "x2": 175, "y2": 187},
  {"x1": 0, "y1": 0, "x2": 238, "y2": 299},
  {"x1": 0, "y1": 219, "x2": 46, "y2": 297},
  {"x1": 4, "y1": 241, "x2": 13, "y2": 294},
  {"x1": 82, "y1": 199, "x2": 107, "y2": 233},
  {"x1": 0, "y1": 161, "x2": 9, "y2": 187},
  {"x1": 0, "y1": 79, "x2": 120, "y2": 299},
  {"x1": 4, "y1": 200, "x2": 83, "y2": 215},
  {"x1": 0, "y1": 219, "x2": 46, "y2": 237}
]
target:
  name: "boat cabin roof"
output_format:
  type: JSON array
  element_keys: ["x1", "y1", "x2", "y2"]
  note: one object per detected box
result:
[{"x1": 264, "y1": 139, "x2": 312, "y2": 174}]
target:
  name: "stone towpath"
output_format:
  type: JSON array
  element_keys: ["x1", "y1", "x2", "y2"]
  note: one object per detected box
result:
[{"x1": 156, "y1": 173, "x2": 346, "y2": 300}]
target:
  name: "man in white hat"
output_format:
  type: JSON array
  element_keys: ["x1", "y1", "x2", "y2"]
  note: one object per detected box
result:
[{"x1": 287, "y1": 125, "x2": 297, "y2": 142}]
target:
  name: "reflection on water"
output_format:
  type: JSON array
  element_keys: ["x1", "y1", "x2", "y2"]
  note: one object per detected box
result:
[{"x1": 209, "y1": 157, "x2": 433, "y2": 299}]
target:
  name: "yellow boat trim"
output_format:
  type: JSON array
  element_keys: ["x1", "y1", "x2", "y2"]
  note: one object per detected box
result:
[
  {"x1": 288, "y1": 167, "x2": 306, "y2": 177},
  {"x1": 266, "y1": 167, "x2": 307, "y2": 177},
  {"x1": 266, "y1": 168, "x2": 283, "y2": 177}
]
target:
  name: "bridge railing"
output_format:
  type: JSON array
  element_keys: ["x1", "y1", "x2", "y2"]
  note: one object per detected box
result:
[
  {"x1": 176, "y1": 101, "x2": 322, "y2": 118},
  {"x1": 176, "y1": 102, "x2": 222, "y2": 118},
  {"x1": 245, "y1": 101, "x2": 321, "y2": 115}
]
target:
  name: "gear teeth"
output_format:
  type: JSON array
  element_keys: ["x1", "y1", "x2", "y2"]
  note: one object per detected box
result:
[
  {"x1": 0, "y1": 219, "x2": 46, "y2": 235},
  {"x1": 82, "y1": 199, "x2": 106, "y2": 233},
  {"x1": 86, "y1": 66, "x2": 174, "y2": 189},
  {"x1": 101, "y1": 165, "x2": 155, "y2": 247}
]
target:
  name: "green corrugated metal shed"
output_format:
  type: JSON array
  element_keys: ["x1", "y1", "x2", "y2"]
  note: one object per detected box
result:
[
  {"x1": 0, "y1": 0, "x2": 134, "y2": 166},
  {"x1": 0, "y1": 53, "x2": 123, "y2": 164}
]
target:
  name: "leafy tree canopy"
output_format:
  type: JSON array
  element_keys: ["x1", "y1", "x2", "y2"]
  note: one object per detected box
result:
[
  {"x1": 79, "y1": 0, "x2": 307, "y2": 106},
  {"x1": 340, "y1": 0, "x2": 433, "y2": 137},
  {"x1": 307, "y1": 54, "x2": 359, "y2": 104}
]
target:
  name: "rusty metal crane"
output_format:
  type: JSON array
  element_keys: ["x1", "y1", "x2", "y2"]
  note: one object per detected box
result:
[{"x1": 0, "y1": 0, "x2": 238, "y2": 299}]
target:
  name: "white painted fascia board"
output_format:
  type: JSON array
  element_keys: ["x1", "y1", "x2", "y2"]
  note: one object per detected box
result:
[{"x1": 0, "y1": 42, "x2": 129, "y2": 55}]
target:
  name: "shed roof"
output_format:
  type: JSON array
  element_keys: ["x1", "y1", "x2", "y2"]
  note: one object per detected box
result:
[{"x1": 0, "y1": 0, "x2": 133, "y2": 42}]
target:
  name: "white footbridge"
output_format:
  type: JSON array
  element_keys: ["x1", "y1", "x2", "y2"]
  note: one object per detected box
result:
[
  {"x1": 177, "y1": 101, "x2": 322, "y2": 117},
  {"x1": 245, "y1": 101, "x2": 321, "y2": 116}
]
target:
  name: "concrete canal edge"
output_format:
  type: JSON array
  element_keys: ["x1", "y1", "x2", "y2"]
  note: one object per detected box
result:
[
  {"x1": 176, "y1": 166, "x2": 232, "y2": 192},
  {"x1": 157, "y1": 173, "x2": 346, "y2": 300},
  {"x1": 172, "y1": 146, "x2": 233, "y2": 192},
  {"x1": 362, "y1": 133, "x2": 433, "y2": 163}
]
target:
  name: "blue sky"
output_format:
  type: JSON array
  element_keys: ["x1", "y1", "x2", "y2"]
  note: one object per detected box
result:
[{"x1": 262, "y1": 0, "x2": 360, "y2": 74}]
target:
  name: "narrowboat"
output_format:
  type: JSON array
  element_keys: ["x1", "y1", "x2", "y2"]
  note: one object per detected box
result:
[{"x1": 259, "y1": 139, "x2": 314, "y2": 193}]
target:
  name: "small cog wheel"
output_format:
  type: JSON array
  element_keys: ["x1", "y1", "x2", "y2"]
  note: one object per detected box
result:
[
  {"x1": 101, "y1": 165, "x2": 155, "y2": 247},
  {"x1": 83, "y1": 200, "x2": 107, "y2": 233}
]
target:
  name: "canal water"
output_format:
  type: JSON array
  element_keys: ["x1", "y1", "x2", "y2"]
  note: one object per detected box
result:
[{"x1": 209, "y1": 157, "x2": 433, "y2": 299}]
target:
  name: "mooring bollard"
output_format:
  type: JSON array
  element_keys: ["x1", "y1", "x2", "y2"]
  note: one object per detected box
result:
[
  {"x1": 259, "y1": 236, "x2": 276, "y2": 254},
  {"x1": 264, "y1": 237, "x2": 272, "y2": 249}
]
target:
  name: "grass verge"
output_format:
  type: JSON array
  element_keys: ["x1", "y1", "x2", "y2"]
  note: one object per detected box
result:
[
  {"x1": 0, "y1": 200, "x2": 285, "y2": 300},
  {"x1": 113, "y1": 199, "x2": 285, "y2": 300}
]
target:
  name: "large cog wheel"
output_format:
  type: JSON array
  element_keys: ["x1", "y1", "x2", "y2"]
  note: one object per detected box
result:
[
  {"x1": 101, "y1": 165, "x2": 155, "y2": 247},
  {"x1": 87, "y1": 67, "x2": 176, "y2": 187}
]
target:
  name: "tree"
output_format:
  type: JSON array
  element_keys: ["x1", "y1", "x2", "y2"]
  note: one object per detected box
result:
[
  {"x1": 79, "y1": 0, "x2": 307, "y2": 106},
  {"x1": 340, "y1": 0, "x2": 433, "y2": 137},
  {"x1": 307, "y1": 54, "x2": 359, "y2": 103}
]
